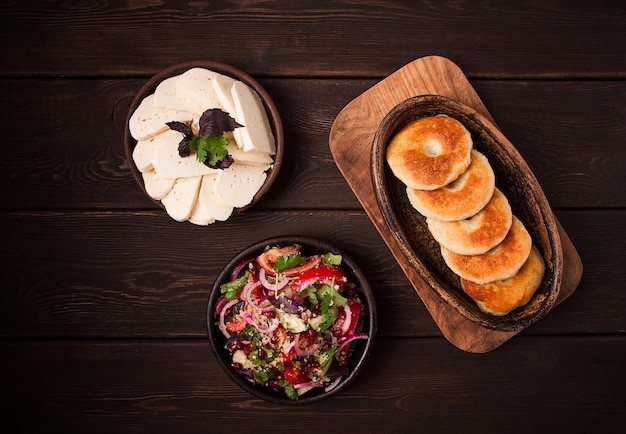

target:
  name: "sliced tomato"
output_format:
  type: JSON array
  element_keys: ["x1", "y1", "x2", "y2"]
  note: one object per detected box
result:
[
  {"x1": 283, "y1": 365, "x2": 309, "y2": 385},
  {"x1": 256, "y1": 244, "x2": 322, "y2": 277},
  {"x1": 256, "y1": 245, "x2": 301, "y2": 274},
  {"x1": 292, "y1": 264, "x2": 348, "y2": 289}
]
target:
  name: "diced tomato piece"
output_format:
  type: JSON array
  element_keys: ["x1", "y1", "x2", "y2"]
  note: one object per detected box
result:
[
  {"x1": 283, "y1": 365, "x2": 309, "y2": 385},
  {"x1": 225, "y1": 315, "x2": 246, "y2": 333}
]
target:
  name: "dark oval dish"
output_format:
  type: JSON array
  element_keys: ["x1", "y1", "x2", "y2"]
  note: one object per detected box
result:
[
  {"x1": 123, "y1": 60, "x2": 284, "y2": 215},
  {"x1": 206, "y1": 236, "x2": 377, "y2": 405},
  {"x1": 371, "y1": 95, "x2": 563, "y2": 332}
]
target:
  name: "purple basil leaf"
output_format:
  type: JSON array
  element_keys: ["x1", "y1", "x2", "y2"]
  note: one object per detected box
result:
[
  {"x1": 205, "y1": 154, "x2": 234, "y2": 170},
  {"x1": 166, "y1": 121, "x2": 193, "y2": 136},
  {"x1": 198, "y1": 109, "x2": 243, "y2": 137},
  {"x1": 178, "y1": 136, "x2": 192, "y2": 157}
]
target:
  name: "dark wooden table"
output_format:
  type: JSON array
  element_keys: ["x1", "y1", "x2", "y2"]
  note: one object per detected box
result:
[{"x1": 1, "y1": 1, "x2": 624, "y2": 432}]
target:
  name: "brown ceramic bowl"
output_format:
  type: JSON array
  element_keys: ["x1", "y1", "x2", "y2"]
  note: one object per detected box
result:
[
  {"x1": 207, "y1": 236, "x2": 377, "y2": 404},
  {"x1": 124, "y1": 60, "x2": 283, "y2": 216},
  {"x1": 371, "y1": 95, "x2": 563, "y2": 332}
]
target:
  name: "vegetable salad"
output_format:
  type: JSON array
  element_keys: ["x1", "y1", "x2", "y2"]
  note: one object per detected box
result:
[{"x1": 214, "y1": 244, "x2": 368, "y2": 400}]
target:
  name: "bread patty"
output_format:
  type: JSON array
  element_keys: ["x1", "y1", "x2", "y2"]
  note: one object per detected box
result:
[
  {"x1": 460, "y1": 245, "x2": 545, "y2": 316},
  {"x1": 440, "y1": 216, "x2": 532, "y2": 284},
  {"x1": 427, "y1": 188, "x2": 512, "y2": 255},
  {"x1": 386, "y1": 115, "x2": 473, "y2": 190},
  {"x1": 406, "y1": 150, "x2": 495, "y2": 221}
]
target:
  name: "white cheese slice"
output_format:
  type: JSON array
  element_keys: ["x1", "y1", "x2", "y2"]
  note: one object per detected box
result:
[
  {"x1": 212, "y1": 75, "x2": 245, "y2": 150},
  {"x1": 129, "y1": 94, "x2": 195, "y2": 141},
  {"x1": 212, "y1": 73, "x2": 238, "y2": 115},
  {"x1": 142, "y1": 168, "x2": 176, "y2": 200},
  {"x1": 153, "y1": 74, "x2": 204, "y2": 115},
  {"x1": 213, "y1": 163, "x2": 268, "y2": 208},
  {"x1": 231, "y1": 81, "x2": 276, "y2": 155},
  {"x1": 152, "y1": 134, "x2": 219, "y2": 179},
  {"x1": 175, "y1": 67, "x2": 223, "y2": 112},
  {"x1": 133, "y1": 129, "x2": 181, "y2": 173},
  {"x1": 189, "y1": 174, "x2": 234, "y2": 225},
  {"x1": 226, "y1": 141, "x2": 273, "y2": 166},
  {"x1": 161, "y1": 176, "x2": 202, "y2": 222}
]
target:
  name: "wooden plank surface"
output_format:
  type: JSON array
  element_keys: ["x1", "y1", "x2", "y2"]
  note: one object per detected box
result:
[
  {"x1": 1, "y1": 1, "x2": 624, "y2": 78},
  {"x1": 0, "y1": 78, "x2": 624, "y2": 210},
  {"x1": 2, "y1": 338, "x2": 624, "y2": 433},
  {"x1": 1, "y1": 209, "x2": 624, "y2": 338},
  {"x1": 1, "y1": 0, "x2": 624, "y2": 431}
]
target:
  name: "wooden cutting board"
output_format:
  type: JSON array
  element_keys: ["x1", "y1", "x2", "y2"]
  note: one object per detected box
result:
[{"x1": 329, "y1": 56, "x2": 583, "y2": 353}]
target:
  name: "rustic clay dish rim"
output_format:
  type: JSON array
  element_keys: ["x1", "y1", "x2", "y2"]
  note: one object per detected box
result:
[
  {"x1": 206, "y1": 236, "x2": 377, "y2": 405},
  {"x1": 123, "y1": 60, "x2": 284, "y2": 216},
  {"x1": 370, "y1": 94, "x2": 563, "y2": 332}
]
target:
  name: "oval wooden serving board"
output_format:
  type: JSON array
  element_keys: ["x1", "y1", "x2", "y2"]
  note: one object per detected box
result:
[{"x1": 329, "y1": 56, "x2": 583, "y2": 353}]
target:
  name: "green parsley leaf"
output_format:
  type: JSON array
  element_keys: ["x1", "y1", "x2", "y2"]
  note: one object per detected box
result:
[
  {"x1": 304, "y1": 285, "x2": 318, "y2": 305},
  {"x1": 273, "y1": 253, "x2": 306, "y2": 273},
  {"x1": 220, "y1": 272, "x2": 250, "y2": 300},
  {"x1": 189, "y1": 134, "x2": 229, "y2": 166},
  {"x1": 278, "y1": 379, "x2": 298, "y2": 400},
  {"x1": 322, "y1": 253, "x2": 342, "y2": 265}
]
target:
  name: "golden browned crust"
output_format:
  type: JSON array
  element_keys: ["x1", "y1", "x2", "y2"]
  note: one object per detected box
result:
[
  {"x1": 427, "y1": 188, "x2": 512, "y2": 255},
  {"x1": 407, "y1": 150, "x2": 495, "y2": 221},
  {"x1": 461, "y1": 245, "x2": 545, "y2": 316},
  {"x1": 386, "y1": 115, "x2": 473, "y2": 190},
  {"x1": 440, "y1": 216, "x2": 532, "y2": 284}
]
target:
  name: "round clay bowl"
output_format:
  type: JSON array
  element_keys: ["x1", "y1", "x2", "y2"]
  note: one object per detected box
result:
[
  {"x1": 207, "y1": 236, "x2": 377, "y2": 404},
  {"x1": 124, "y1": 60, "x2": 283, "y2": 215}
]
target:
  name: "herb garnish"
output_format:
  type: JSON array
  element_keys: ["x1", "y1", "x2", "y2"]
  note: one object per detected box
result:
[
  {"x1": 273, "y1": 253, "x2": 306, "y2": 273},
  {"x1": 167, "y1": 108, "x2": 243, "y2": 169}
]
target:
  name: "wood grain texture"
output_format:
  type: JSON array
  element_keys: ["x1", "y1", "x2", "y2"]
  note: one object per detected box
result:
[
  {"x1": 2, "y1": 338, "x2": 624, "y2": 433},
  {"x1": 0, "y1": 0, "x2": 624, "y2": 429},
  {"x1": 1, "y1": 1, "x2": 624, "y2": 78},
  {"x1": 1, "y1": 209, "x2": 623, "y2": 339},
  {"x1": 330, "y1": 56, "x2": 582, "y2": 352},
  {"x1": 0, "y1": 79, "x2": 624, "y2": 210}
]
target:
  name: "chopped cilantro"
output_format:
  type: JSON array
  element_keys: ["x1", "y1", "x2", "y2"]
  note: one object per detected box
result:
[
  {"x1": 278, "y1": 379, "x2": 298, "y2": 400},
  {"x1": 189, "y1": 134, "x2": 231, "y2": 167},
  {"x1": 322, "y1": 252, "x2": 342, "y2": 265},
  {"x1": 220, "y1": 272, "x2": 250, "y2": 300},
  {"x1": 273, "y1": 253, "x2": 306, "y2": 273}
]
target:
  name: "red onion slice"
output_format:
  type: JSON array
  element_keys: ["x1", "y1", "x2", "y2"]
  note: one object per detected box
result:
[
  {"x1": 218, "y1": 298, "x2": 240, "y2": 339},
  {"x1": 324, "y1": 376, "x2": 343, "y2": 392},
  {"x1": 230, "y1": 256, "x2": 255, "y2": 281},
  {"x1": 336, "y1": 332, "x2": 368, "y2": 357},
  {"x1": 259, "y1": 268, "x2": 289, "y2": 291},
  {"x1": 340, "y1": 303, "x2": 353, "y2": 335},
  {"x1": 293, "y1": 381, "x2": 324, "y2": 390}
]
